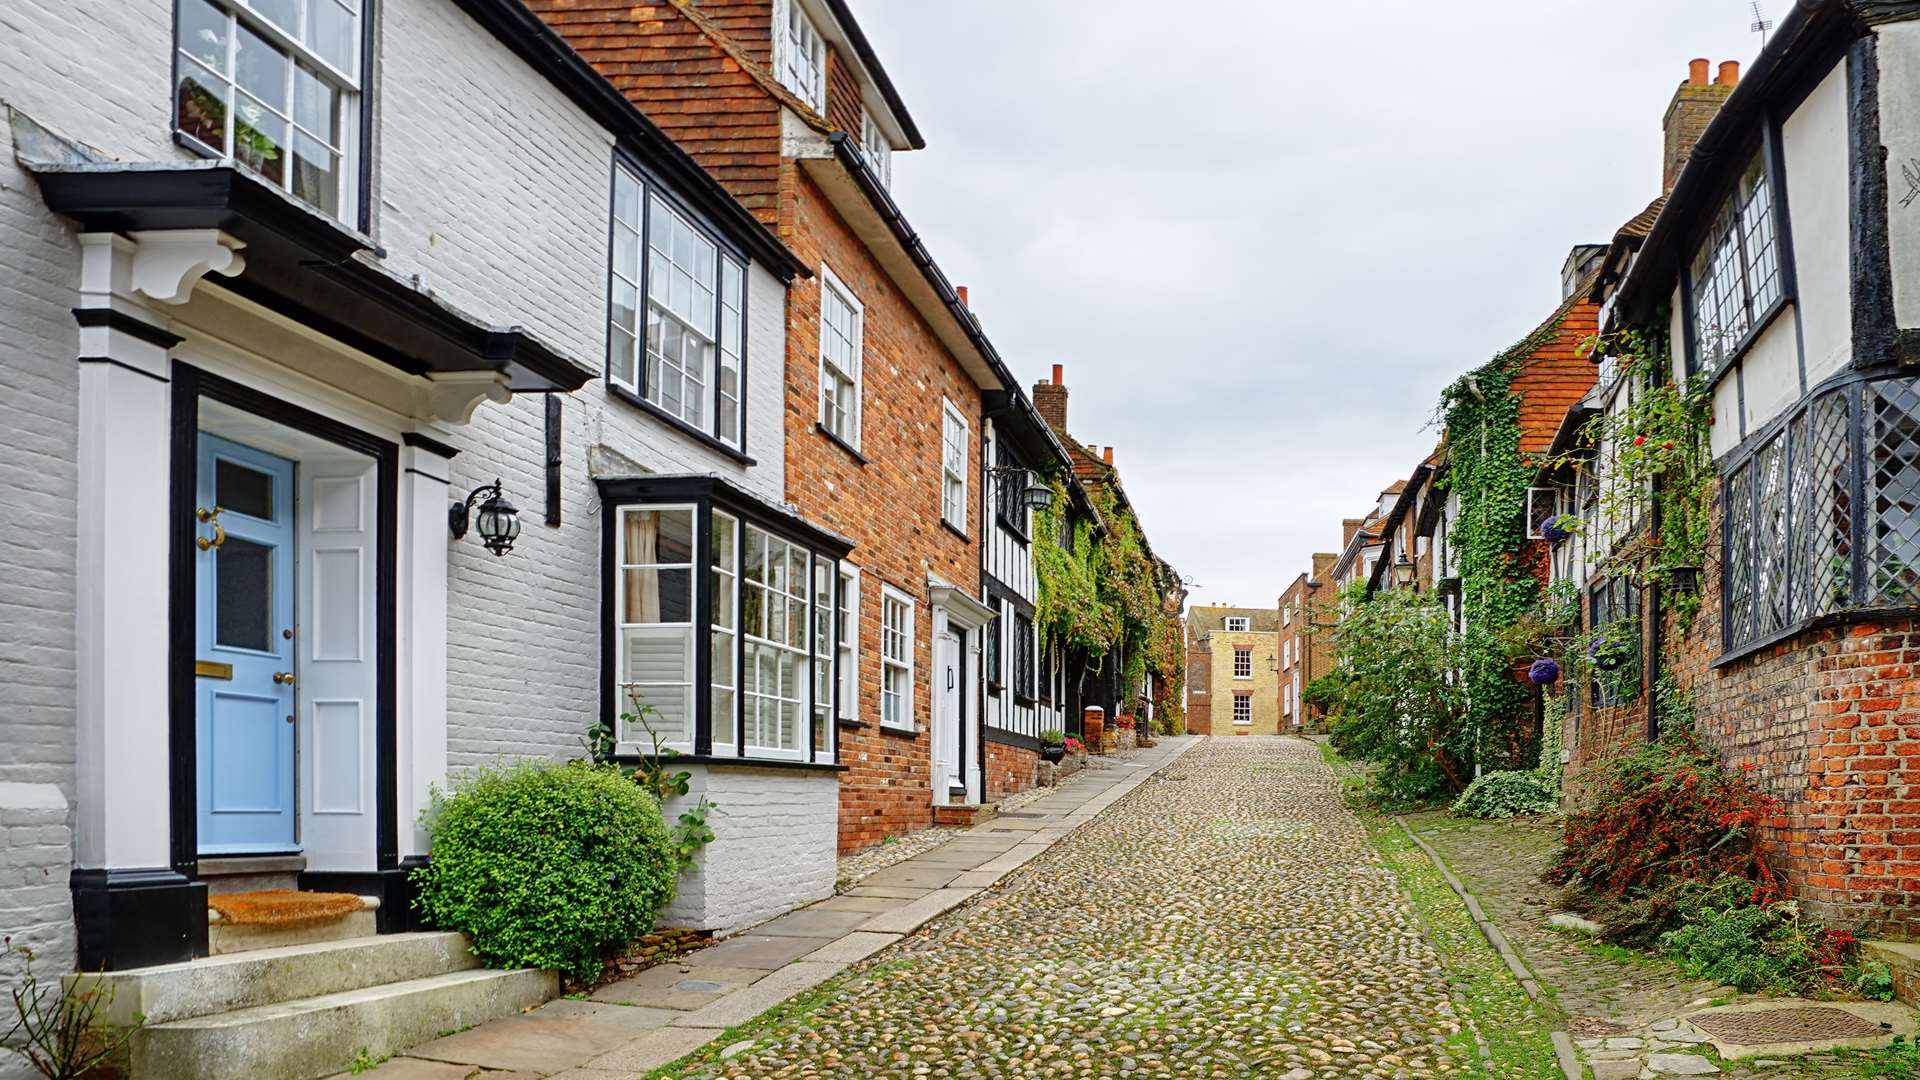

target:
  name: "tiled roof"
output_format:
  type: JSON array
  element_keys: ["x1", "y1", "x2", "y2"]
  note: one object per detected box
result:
[
  {"x1": 1512, "y1": 298, "x2": 1600, "y2": 457},
  {"x1": 1616, "y1": 194, "x2": 1668, "y2": 242}
]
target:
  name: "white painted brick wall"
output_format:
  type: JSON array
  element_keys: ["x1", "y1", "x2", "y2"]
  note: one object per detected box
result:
[
  {"x1": 658, "y1": 766, "x2": 838, "y2": 933},
  {"x1": 0, "y1": 0, "x2": 804, "y2": 992}
]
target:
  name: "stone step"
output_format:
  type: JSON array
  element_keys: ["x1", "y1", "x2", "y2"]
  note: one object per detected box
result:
[
  {"x1": 932, "y1": 802, "x2": 998, "y2": 828},
  {"x1": 72, "y1": 931, "x2": 481, "y2": 1027},
  {"x1": 1859, "y1": 940, "x2": 1920, "y2": 1005},
  {"x1": 209, "y1": 899, "x2": 379, "y2": 956},
  {"x1": 130, "y1": 966, "x2": 557, "y2": 1080}
]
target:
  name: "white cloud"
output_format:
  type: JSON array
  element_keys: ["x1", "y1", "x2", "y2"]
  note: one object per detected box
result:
[{"x1": 853, "y1": 0, "x2": 1792, "y2": 607}]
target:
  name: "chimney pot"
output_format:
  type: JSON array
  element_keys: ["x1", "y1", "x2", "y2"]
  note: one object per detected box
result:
[
  {"x1": 1051, "y1": 363, "x2": 1064, "y2": 386},
  {"x1": 1689, "y1": 57, "x2": 1710, "y2": 85},
  {"x1": 1717, "y1": 60, "x2": 1740, "y2": 87},
  {"x1": 955, "y1": 285, "x2": 969, "y2": 307},
  {"x1": 1102, "y1": 446, "x2": 1114, "y2": 465}
]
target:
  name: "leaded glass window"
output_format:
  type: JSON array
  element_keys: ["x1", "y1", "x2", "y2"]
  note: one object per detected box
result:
[{"x1": 1687, "y1": 153, "x2": 1783, "y2": 377}]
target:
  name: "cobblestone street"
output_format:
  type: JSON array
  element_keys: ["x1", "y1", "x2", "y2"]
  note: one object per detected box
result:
[{"x1": 672, "y1": 737, "x2": 1474, "y2": 1078}]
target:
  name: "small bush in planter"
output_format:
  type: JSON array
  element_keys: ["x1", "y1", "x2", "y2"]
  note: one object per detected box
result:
[
  {"x1": 1063, "y1": 736, "x2": 1085, "y2": 756},
  {"x1": 413, "y1": 760, "x2": 677, "y2": 981},
  {"x1": 1037, "y1": 729, "x2": 1066, "y2": 748}
]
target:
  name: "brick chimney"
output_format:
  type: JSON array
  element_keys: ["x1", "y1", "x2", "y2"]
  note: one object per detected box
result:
[
  {"x1": 1664, "y1": 58, "x2": 1737, "y2": 192},
  {"x1": 1342, "y1": 517, "x2": 1364, "y2": 547},
  {"x1": 1033, "y1": 363, "x2": 1068, "y2": 431},
  {"x1": 1102, "y1": 446, "x2": 1114, "y2": 465}
]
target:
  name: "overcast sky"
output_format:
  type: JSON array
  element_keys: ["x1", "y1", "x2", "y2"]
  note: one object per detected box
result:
[{"x1": 856, "y1": 0, "x2": 1794, "y2": 610}]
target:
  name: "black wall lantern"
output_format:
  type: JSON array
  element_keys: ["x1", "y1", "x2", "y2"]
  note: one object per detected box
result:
[
  {"x1": 450, "y1": 479, "x2": 521, "y2": 556},
  {"x1": 989, "y1": 465, "x2": 1055, "y2": 512}
]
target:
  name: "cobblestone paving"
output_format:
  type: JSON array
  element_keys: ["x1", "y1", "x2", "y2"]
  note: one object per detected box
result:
[{"x1": 673, "y1": 738, "x2": 1471, "y2": 1078}]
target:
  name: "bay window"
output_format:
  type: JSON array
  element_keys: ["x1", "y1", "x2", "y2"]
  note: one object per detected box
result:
[
  {"x1": 860, "y1": 109, "x2": 894, "y2": 189},
  {"x1": 601, "y1": 477, "x2": 850, "y2": 764},
  {"x1": 175, "y1": 0, "x2": 362, "y2": 221},
  {"x1": 609, "y1": 163, "x2": 749, "y2": 449},
  {"x1": 835, "y1": 567, "x2": 860, "y2": 723},
  {"x1": 1721, "y1": 374, "x2": 1920, "y2": 654}
]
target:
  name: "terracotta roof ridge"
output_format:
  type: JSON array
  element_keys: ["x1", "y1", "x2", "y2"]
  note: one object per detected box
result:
[{"x1": 664, "y1": 0, "x2": 834, "y2": 136}]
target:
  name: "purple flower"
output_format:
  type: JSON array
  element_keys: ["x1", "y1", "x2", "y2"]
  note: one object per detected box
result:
[
  {"x1": 1542, "y1": 516, "x2": 1571, "y2": 543},
  {"x1": 1528, "y1": 658, "x2": 1561, "y2": 685}
]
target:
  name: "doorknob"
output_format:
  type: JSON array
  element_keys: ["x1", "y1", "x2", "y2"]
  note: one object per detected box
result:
[{"x1": 273, "y1": 671, "x2": 297, "y2": 687}]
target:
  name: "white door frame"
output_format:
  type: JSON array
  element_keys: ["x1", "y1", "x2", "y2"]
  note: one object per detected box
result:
[{"x1": 926, "y1": 579, "x2": 994, "y2": 806}]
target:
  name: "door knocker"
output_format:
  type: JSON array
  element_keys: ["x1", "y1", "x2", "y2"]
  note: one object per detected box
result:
[{"x1": 195, "y1": 506, "x2": 226, "y2": 551}]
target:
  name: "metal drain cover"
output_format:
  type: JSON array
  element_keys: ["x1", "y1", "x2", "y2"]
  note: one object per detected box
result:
[{"x1": 1689, "y1": 1007, "x2": 1883, "y2": 1045}]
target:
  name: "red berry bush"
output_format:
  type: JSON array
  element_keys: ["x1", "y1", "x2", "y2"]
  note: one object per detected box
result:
[{"x1": 1545, "y1": 731, "x2": 1781, "y2": 944}]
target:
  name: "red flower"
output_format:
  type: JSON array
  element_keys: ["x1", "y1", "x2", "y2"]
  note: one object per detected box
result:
[{"x1": 1634, "y1": 435, "x2": 1647, "y2": 446}]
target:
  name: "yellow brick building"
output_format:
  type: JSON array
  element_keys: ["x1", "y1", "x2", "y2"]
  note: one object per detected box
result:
[{"x1": 1184, "y1": 605, "x2": 1283, "y2": 736}]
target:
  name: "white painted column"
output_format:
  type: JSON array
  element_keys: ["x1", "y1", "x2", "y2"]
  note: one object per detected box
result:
[
  {"x1": 396, "y1": 439, "x2": 452, "y2": 860},
  {"x1": 72, "y1": 234, "x2": 175, "y2": 871}
]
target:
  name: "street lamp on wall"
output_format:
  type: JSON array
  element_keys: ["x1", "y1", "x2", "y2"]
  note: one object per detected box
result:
[
  {"x1": 450, "y1": 479, "x2": 521, "y2": 556},
  {"x1": 989, "y1": 465, "x2": 1055, "y2": 512},
  {"x1": 1392, "y1": 553, "x2": 1416, "y2": 589}
]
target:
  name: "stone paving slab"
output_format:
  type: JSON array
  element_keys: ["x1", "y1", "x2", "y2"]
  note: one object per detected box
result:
[
  {"x1": 374, "y1": 737, "x2": 1199, "y2": 1077},
  {"x1": 684, "y1": 933, "x2": 823, "y2": 969}
]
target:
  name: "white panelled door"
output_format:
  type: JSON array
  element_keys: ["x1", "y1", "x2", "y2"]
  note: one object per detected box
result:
[
  {"x1": 297, "y1": 456, "x2": 379, "y2": 872},
  {"x1": 939, "y1": 630, "x2": 962, "y2": 794}
]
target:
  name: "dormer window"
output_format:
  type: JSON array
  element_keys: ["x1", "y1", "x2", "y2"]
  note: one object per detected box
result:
[
  {"x1": 777, "y1": 0, "x2": 826, "y2": 113},
  {"x1": 174, "y1": 0, "x2": 363, "y2": 222},
  {"x1": 860, "y1": 109, "x2": 892, "y2": 188},
  {"x1": 1224, "y1": 617, "x2": 1249, "y2": 632}
]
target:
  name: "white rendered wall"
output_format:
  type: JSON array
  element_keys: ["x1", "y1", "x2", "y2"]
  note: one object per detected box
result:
[
  {"x1": 1880, "y1": 20, "x2": 1920, "y2": 332},
  {"x1": 658, "y1": 765, "x2": 838, "y2": 933},
  {"x1": 1785, "y1": 61, "x2": 1854, "y2": 385}
]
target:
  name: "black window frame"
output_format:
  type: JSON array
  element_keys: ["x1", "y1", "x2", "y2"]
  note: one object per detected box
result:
[
  {"x1": 994, "y1": 437, "x2": 1030, "y2": 542},
  {"x1": 603, "y1": 149, "x2": 756, "y2": 465},
  {"x1": 597, "y1": 475, "x2": 850, "y2": 769},
  {"x1": 1679, "y1": 125, "x2": 1797, "y2": 386},
  {"x1": 1717, "y1": 370, "x2": 1920, "y2": 663},
  {"x1": 1012, "y1": 611, "x2": 1036, "y2": 706},
  {"x1": 984, "y1": 600, "x2": 1003, "y2": 696}
]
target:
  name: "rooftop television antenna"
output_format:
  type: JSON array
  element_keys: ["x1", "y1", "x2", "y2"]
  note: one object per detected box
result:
[{"x1": 1749, "y1": 1, "x2": 1774, "y2": 41}]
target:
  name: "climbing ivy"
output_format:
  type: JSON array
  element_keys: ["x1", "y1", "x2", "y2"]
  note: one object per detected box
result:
[
  {"x1": 1436, "y1": 320, "x2": 1557, "y2": 774},
  {"x1": 1030, "y1": 473, "x2": 1182, "y2": 719}
]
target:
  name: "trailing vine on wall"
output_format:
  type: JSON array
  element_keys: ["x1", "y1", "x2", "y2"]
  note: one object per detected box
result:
[
  {"x1": 1437, "y1": 321, "x2": 1556, "y2": 774},
  {"x1": 1566, "y1": 324, "x2": 1714, "y2": 634}
]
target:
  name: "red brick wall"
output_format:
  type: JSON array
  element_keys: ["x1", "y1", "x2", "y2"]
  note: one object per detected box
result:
[
  {"x1": 984, "y1": 740, "x2": 1039, "y2": 802},
  {"x1": 778, "y1": 168, "x2": 985, "y2": 854},
  {"x1": 1561, "y1": 493, "x2": 1920, "y2": 938}
]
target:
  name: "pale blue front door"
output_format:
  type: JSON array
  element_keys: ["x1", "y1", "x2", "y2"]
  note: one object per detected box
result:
[{"x1": 195, "y1": 434, "x2": 299, "y2": 854}]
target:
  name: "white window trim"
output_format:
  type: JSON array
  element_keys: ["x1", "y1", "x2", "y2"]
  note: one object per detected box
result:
[
  {"x1": 738, "y1": 524, "x2": 812, "y2": 763},
  {"x1": 1232, "y1": 647, "x2": 1252, "y2": 680},
  {"x1": 940, "y1": 399, "x2": 968, "y2": 532},
  {"x1": 1525, "y1": 486, "x2": 1557, "y2": 540},
  {"x1": 773, "y1": 0, "x2": 827, "y2": 112},
  {"x1": 879, "y1": 584, "x2": 916, "y2": 732},
  {"x1": 1224, "y1": 617, "x2": 1249, "y2": 632},
  {"x1": 817, "y1": 264, "x2": 864, "y2": 449},
  {"x1": 175, "y1": 0, "x2": 363, "y2": 223},
  {"x1": 860, "y1": 108, "x2": 893, "y2": 189},
  {"x1": 836, "y1": 564, "x2": 861, "y2": 724},
  {"x1": 1232, "y1": 693, "x2": 1253, "y2": 726},
  {"x1": 612, "y1": 504, "x2": 699, "y2": 757}
]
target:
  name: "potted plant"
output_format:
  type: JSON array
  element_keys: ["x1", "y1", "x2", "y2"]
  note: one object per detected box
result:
[
  {"x1": 1063, "y1": 736, "x2": 1085, "y2": 758},
  {"x1": 1528, "y1": 658, "x2": 1561, "y2": 686},
  {"x1": 1038, "y1": 728, "x2": 1067, "y2": 764},
  {"x1": 1588, "y1": 619, "x2": 1638, "y2": 672},
  {"x1": 1542, "y1": 514, "x2": 1573, "y2": 545}
]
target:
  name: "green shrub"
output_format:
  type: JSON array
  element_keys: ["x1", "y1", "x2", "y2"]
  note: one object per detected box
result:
[
  {"x1": 1857, "y1": 1035, "x2": 1919, "y2": 1079},
  {"x1": 1657, "y1": 876, "x2": 1864, "y2": 997},
  {"x1": 413, "y1": 760, "x2": 677, "y2": 981},
  {"x1": 1452, "y1": 770, "x2": 1559, "y2": 819}
]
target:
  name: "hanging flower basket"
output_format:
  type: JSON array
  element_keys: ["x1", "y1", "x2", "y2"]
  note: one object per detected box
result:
[
  {"x1": 1542, "y1": 515, "x2": 1572, "y2": 545},
  {"x1": 1528, "y1": 658, "x2": 1561, "y2": 685}
]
